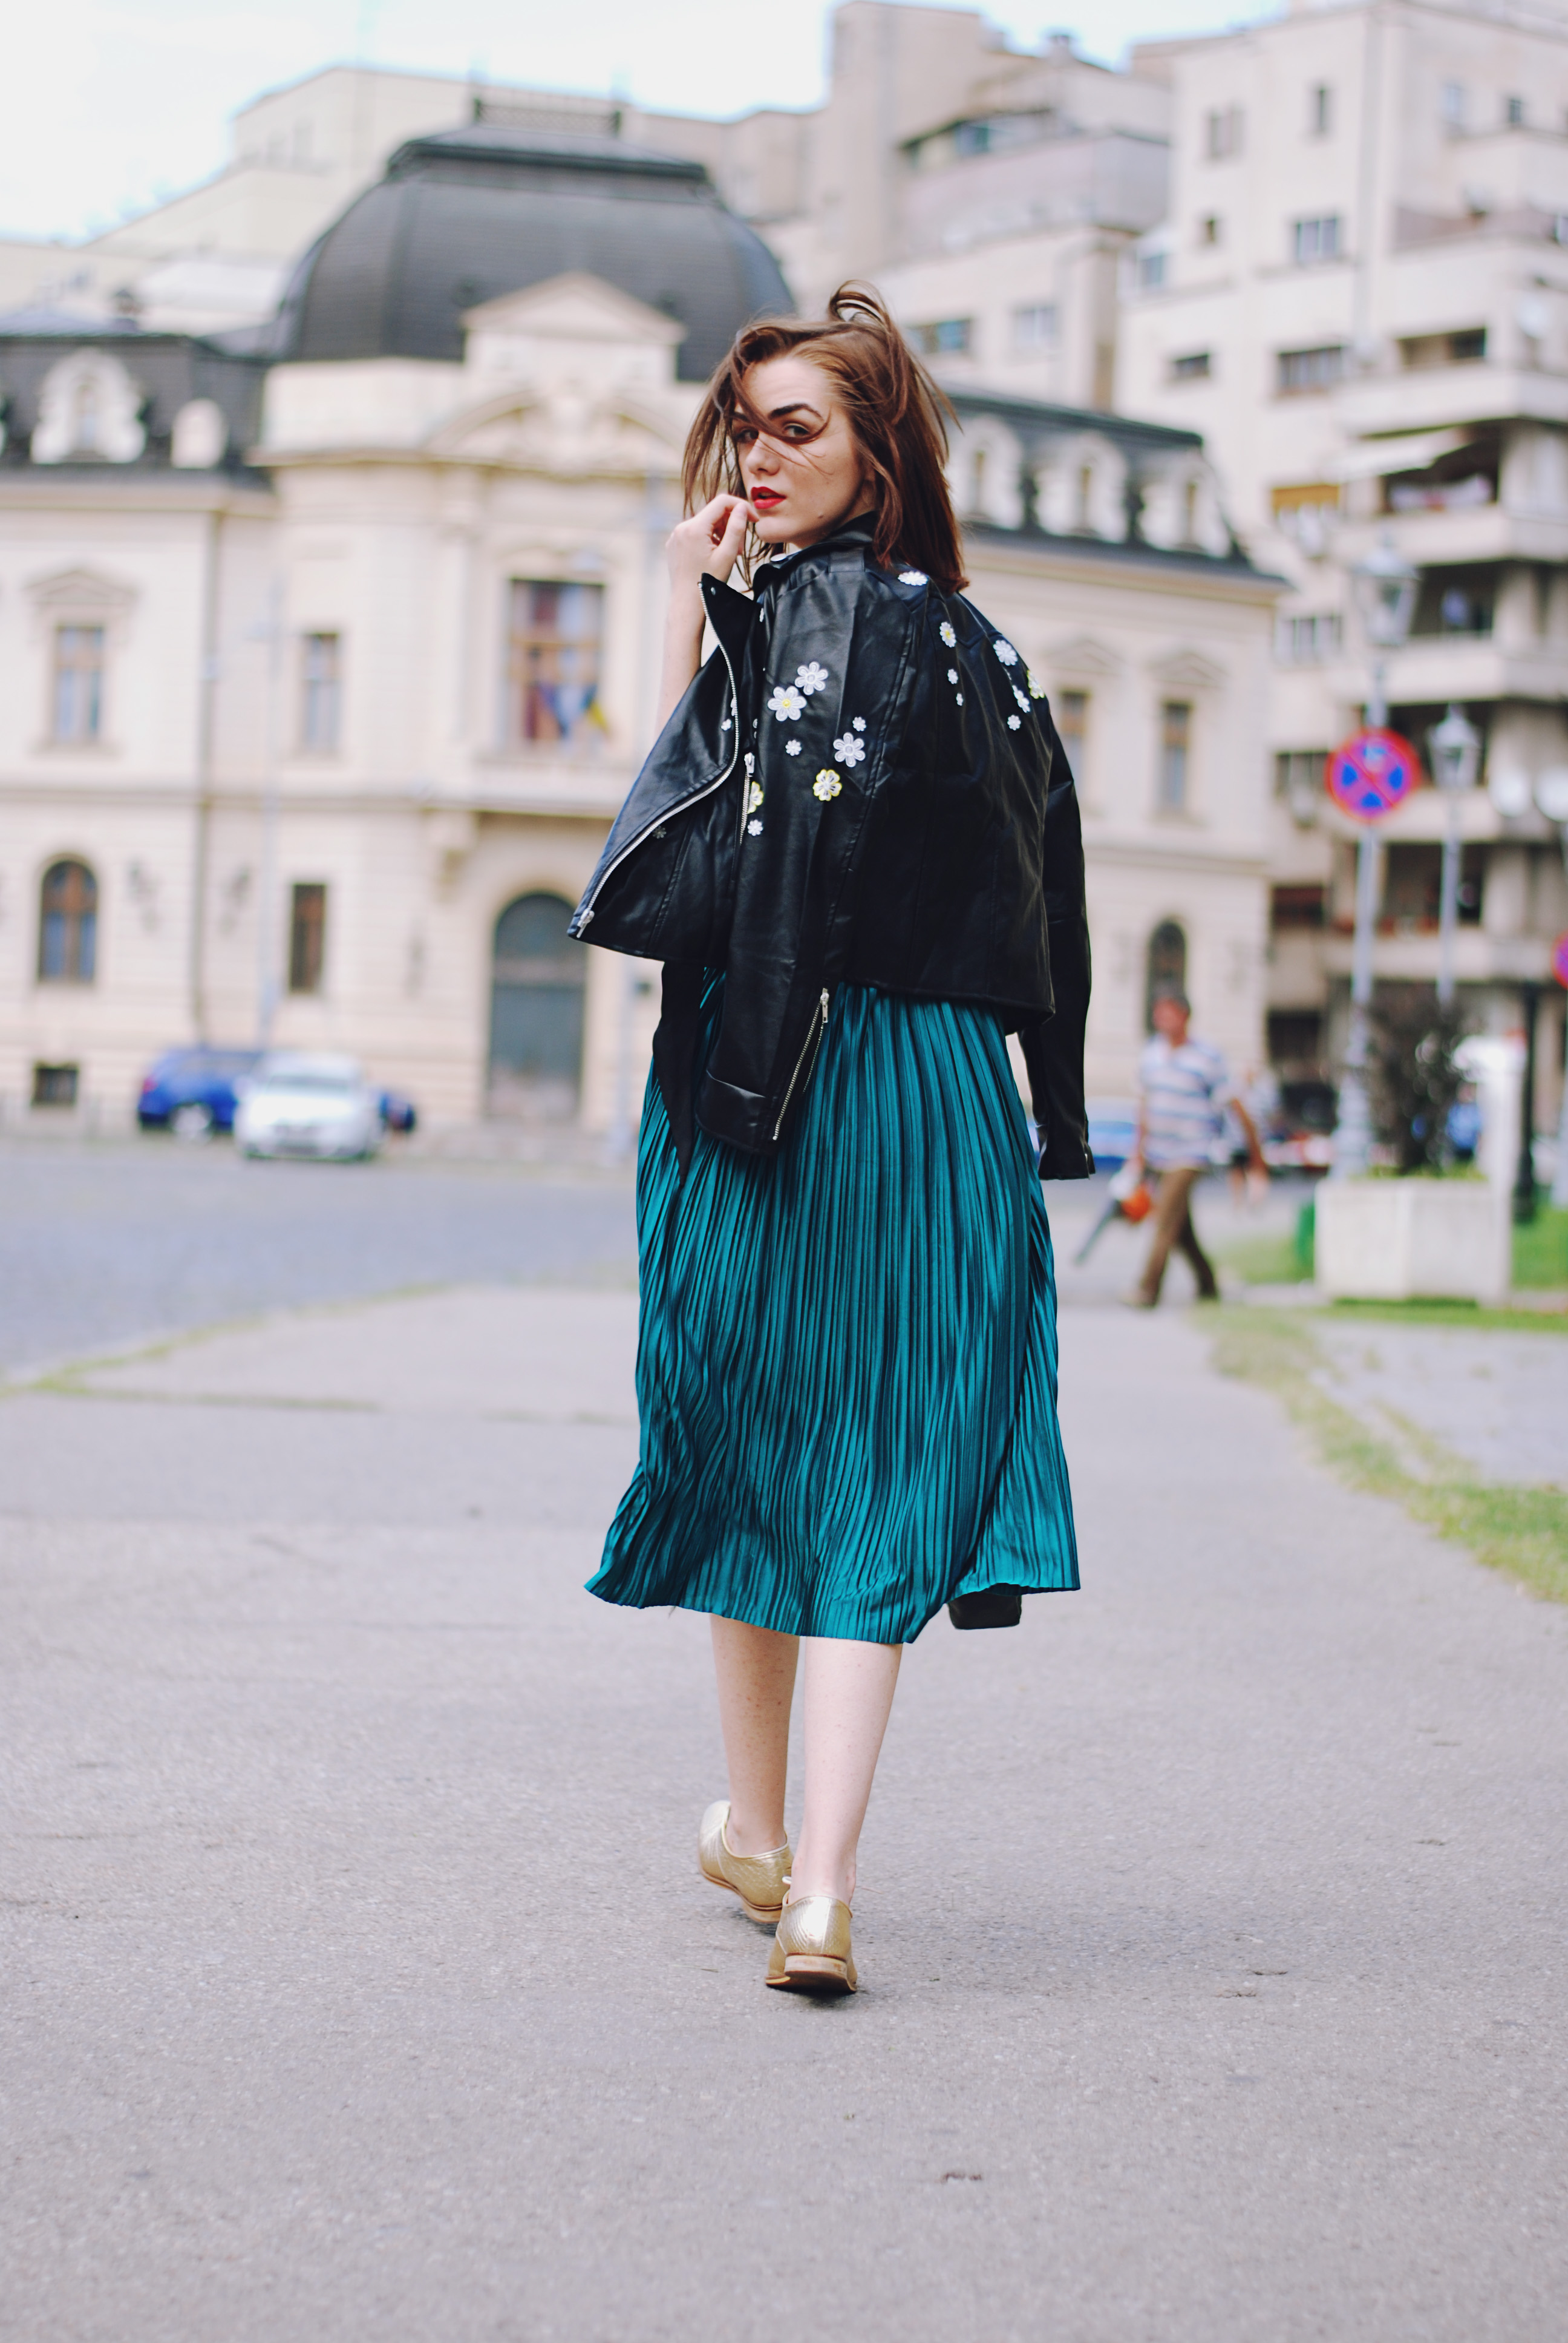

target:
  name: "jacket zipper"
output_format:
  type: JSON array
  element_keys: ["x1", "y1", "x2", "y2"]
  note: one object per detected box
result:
[
  {"x1": 575, "y1": 634, "x2": 743, "y2": 931},
  {"x1": 773, "y1": 988, "x2": 831, "y2": 1142}
]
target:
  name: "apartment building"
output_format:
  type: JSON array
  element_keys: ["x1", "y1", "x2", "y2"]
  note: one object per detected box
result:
[{"x1": 1119, "y1": 0, "x2": 1568, "y2": 1133}]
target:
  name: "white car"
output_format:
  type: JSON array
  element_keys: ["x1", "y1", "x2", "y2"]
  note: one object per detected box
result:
[{"x1": 234, "y1": 1053, "x2": 383, "y2": 1161}]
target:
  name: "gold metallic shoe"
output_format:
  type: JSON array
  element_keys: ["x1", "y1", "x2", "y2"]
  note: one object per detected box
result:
[
  {"x1": 765, "y1": 1894, "x2": 857, "y2": 1996},
  {"x1": 697, "y1": 1800, "x2": 792, "y2": 1925}
]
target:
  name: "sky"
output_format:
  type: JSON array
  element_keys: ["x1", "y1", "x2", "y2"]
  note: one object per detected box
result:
[{"x1": 0, "y1": 0, "x2": 1281, "y2": 245}]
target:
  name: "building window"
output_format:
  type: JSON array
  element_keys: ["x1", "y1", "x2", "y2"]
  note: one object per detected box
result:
[
  {"x1": 1441, "y1": 80, "x2": 1465, "y2": 129},
  {"x1": 506, "y1": 580, "x2": 605, "y2": 746},
  {"x1": 1056, "y1": 689, "x2": 1089, "y2": 786},
  {"x1": 1292, "y1": 214, "x2": 1341, "y2": 266},
  {"x1": 1505, "y1": 94, "x2": 1526, "y2": 128},
  {"x1": 1158, "y1": 702, "x2": 1192, "y2": 813},
  {"x1": 911, "y1": 317, "x2": 973, "y2": 356},
  {"x1": 300, "y1": 633, "x2": 342, "y2": 753},
  {"x1": 1270, "y1": 883, "x2": 1327, "y2": 930},
  {"x1": 1012, "y1": 303, "x2": 1057, "y2": 351},
  {"x1": 1198, "y1": 214, "x2": 1221, "y2": 246},
  {"x1": 1205, "y1": 105, "x2": 1244, "y2": 160},
  {"x1": 1310, "y1": 84, "x2": 1334, "y2": 136},
  {"x1": 1277, "y1": 612, "x2": 1344, "y2": 664},
  {"x1": 288, "y1": 882, "x2": 327, "y2": 994},
  {"x1": 52, "y1": 624, "x2": 105, "y2": 742},
  {"x1": 1137, "y1": 250, "x2": 1167, "y2": 290},
  {"x1": 1170, "y1": 350, "x2": 1212, "y2": 381},
  {"x1": 32, "y1": 1062, "x2": 80, "y2": 1108},
  {"x1": 1277, "y1": 344, "x2": 1345, "y2": 395},
  {"x1": 1145, "y1": 920, "x2": 1187, "y2": 1029},
  {"x1": 1399, "y1": 327, "x2": 1487, "y2": 369},
  {"x1": 38, "y1": 859, "x2": 98, "y2": 983}
]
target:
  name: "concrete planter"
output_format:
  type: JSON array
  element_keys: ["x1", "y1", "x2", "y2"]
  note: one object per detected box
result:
[{"x1": 1315, "y1": 1178, "x2": 1511, "y2": 1305}]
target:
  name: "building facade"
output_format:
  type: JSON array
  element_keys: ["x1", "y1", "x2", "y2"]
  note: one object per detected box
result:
[{"x1": 1118, "y1": 0, "x2": 1568, "y2": 1135}]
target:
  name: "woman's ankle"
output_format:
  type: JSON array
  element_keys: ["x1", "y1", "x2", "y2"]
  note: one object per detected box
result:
[{"x1": 725, "y1": 1807, "x2": 787, "y2": 1858}]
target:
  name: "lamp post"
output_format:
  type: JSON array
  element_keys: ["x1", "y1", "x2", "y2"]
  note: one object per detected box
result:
[
  {"x1": 1532, "y1": 775, "x2": 1568, "y2": 1211},
  {"x1": 1334, "y1": 533, "x2": 1420, "y2": 1178},
  {"x1": 1428, "y1": 703, "x2": 1480, "y2": 1007}
]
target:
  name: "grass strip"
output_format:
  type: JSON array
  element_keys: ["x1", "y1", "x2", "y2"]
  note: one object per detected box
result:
[{"x1": 1205, "y1": 1307, "x2": 1568, "y2": 1606}]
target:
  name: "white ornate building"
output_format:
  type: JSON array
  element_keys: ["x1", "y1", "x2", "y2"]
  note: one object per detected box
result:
[{"x1": 0, "y1": 113, "x2": 1276, "y2": 1134}]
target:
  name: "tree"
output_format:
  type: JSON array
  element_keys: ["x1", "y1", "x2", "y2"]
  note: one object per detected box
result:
[{"x1": 1367, "y1": 991, "x2": 1470, "y2": 1174}]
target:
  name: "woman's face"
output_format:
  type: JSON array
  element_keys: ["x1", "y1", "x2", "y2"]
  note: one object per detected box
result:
[{"x1": 732, "y1": 354, "x2": 874, "y2": 549}]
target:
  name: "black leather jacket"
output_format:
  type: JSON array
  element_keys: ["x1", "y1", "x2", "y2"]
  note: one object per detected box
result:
[{"x1": 571, "y1": 513, "x2": 1093, "y2": 1178}]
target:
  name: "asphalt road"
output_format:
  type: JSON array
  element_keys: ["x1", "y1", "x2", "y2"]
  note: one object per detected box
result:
[
  {"x1": 0, "y1": 1138, "x2": 638, "y2": 1376},
  {"x1": 3, "y1": 1267, "x2": 1564, "y2": 2341}
]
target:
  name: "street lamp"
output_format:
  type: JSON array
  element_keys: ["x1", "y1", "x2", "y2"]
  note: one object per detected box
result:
[
  {"x1": 1428, "y1": 703, "x2": 1480, "y2": 1007},
  {"x1": 1334, "y1": 533, "x2": 1421, "y2": 1177},
  {"x1": 1532, "y1": 772, "x2": 1568, "y2": 1210}
]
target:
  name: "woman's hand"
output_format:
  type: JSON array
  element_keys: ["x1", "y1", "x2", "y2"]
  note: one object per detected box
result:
[
  {"x1": 667, "y1": 493, "x2": 754, "y2": 597},
  {"x1": 655, "y1": 494, "x2": 755, "y2": 729}
]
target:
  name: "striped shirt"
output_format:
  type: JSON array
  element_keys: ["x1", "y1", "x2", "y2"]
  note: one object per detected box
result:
[{"x1": 1138, "y1": 1035, "x2": 1233, "y2": 1169}]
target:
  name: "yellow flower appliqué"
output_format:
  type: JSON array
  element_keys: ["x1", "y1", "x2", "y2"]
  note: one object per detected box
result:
[{"x1": 813, "y1": 769, "x2": 843, "y2": 802}]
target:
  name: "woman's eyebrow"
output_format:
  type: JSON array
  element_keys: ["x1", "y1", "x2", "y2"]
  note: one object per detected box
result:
[{"x1": 765, "y1": 401, "x2": 825, "y2": 422}]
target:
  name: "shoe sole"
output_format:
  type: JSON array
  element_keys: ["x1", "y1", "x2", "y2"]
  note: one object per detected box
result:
[
  {"x1": 699, "y1": 1863, "x2": 783, "y2": 1926},
  {"x1": 765, "y1": 1955, "x2": 856, "y2": 1995}
]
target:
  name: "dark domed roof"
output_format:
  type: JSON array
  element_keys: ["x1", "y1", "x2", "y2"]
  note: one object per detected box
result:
[{"x1": 269, "y1": 126, "x2": 792, "y2": 380}]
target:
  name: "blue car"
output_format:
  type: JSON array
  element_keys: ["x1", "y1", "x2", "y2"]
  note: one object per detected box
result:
[
  {"x1": 138, "y1": 1046, "x2": 263, "y2": 1138},
  {"x1": 139, "y1": 1046, "x2": 417, "y2": 1139}
]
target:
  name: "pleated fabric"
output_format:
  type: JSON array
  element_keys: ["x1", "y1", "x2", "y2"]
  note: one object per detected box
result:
[{"x1": 586, "y1": 981, "x2": 1079, "y2": 1643}]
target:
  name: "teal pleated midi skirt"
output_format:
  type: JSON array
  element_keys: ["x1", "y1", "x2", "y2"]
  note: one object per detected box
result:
[{"x1": 586, "y1": 981, "x2": 1079, "y2": 1643}]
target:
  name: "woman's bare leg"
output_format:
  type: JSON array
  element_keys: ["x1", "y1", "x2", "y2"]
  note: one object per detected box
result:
[
  {"x1": 788, "y1": 1637, "x2": 903, "y2": 1906},
  {"x1": 710, "y1": 1618, "x2": 798, "y2": 1854}
]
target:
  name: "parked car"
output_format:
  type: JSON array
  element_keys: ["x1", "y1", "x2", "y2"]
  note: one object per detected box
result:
[
  {"x1": 139, "y1": 1045, "x2": 417, "y2": 1142},
  {"x1": 234, "y1": 1053, "x2": 384, "y2": 1161},
  {"x1": 1262, "y1": 1078, "x2": 1338, "y2": 1173},
  {"x1": 1085, "y1": 1101, "x2": 1139, "y2": 1174},
  {"x1": 138, "y1": 1046, "x2": 263, "y2": 1139}
]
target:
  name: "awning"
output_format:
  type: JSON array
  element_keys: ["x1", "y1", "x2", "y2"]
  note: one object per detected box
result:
[{"x1": 1328, "y1": 428, "x2": 1477, "y2": 482}]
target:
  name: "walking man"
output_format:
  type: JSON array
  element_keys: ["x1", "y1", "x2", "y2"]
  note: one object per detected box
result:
[{"x1": 1126, "y1": 989, "x2": 1266, "y2": 1308}]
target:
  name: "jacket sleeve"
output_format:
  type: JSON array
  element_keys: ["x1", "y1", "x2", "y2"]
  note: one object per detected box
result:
[{"x1": 1019, "y1": 710, "x2": 1094, "y2": 1180}]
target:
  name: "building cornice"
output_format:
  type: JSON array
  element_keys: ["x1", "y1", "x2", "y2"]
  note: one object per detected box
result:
[
  {"x1": 0, "y1": 477, "x2": 275, "y2": 517},
  {"x1": 966, "y1": 528, "x2": 1283, "y2": 601}
]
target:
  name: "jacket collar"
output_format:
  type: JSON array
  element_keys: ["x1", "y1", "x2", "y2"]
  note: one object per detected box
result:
[{"x1": 754, "y1": 509, "x2": 878, "y2": 593}]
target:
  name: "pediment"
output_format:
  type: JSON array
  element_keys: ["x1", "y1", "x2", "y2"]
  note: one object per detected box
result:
[
  {"x1": 1045, "y1": 634, "x2": 1122, "y2": 680},
  {"x1": 425, "y1": 385, "x2": 683, "y2": 477},
  {"x1": 462, "y1": 271, "x2": 685, "y2": 349},
  {"x1": 1148, "y1": 647, "x2": 1226, "y2": 691},
  {"x1": 26, "y1": 564, "x2": 137, "y2": 612}
]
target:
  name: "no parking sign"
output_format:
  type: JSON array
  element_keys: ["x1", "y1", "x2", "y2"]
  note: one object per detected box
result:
[
  {"x1": 1553, "y1": 931, "x2": 1568, "y2": 988},
  {"x1": 1325, "y1": 729, "x2": 1420, "y2": 822}
]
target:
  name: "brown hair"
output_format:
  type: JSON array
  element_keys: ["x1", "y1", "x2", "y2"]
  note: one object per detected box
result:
[{"x1": 681, "y1": 282, "x2": 968, "y2": 592}]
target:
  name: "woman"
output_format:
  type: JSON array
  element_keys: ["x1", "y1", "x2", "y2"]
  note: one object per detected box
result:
[{"x1": 571, "y1": 286, "x2": 1092, "y2": 1997}]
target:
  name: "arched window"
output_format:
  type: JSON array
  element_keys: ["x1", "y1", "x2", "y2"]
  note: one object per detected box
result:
[
  {"x1": 1145, "y1": 918, "x2": 1186, "y2": 1030},
  {"x1": 38, "y1": 859, "x2": 97, "y2": 983},
  {"x1": 488, "y1": 892, "x2": 586, "y2": 1115}
]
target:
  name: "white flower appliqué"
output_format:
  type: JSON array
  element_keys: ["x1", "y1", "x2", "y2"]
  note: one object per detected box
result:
[
  {"x1": 784, "y1": 738, "x2": 802, "y2": 756},
  {"x1": 1007, "y1": 714, "x2": 1021, "y2": 730},
  {"x1": 1013, "y1": 686, "x2": 1031, "y2": 712},
  {"x1": 768, "y1": 683, "x2": 806, "y2": 721},
  {"x1": 1026, "y1": 667, "x2": 1047, "y2": 700},
  {"x1": 832, "y1": 731, "x2": 866, "y2": 767},
  {"x1": 813, "y1": 769, "x2": 843, "y2": 802},
  {"x1": 898, "y1": 569, "x2": 928, "y2": 585},
  {"x1": 852, "y1": 716, "x2": 866, "y2": 732},
  {"x1": 955, "y1": 692, "x2": 965, "y2": 707},
  {"x1": 795, "y1": 661, "x2": 830, "y2": 696},
  {"x1": 947, "y1": 667, "x2": 958, "y2": 684},
  {"x1": 939, "y1": 621, "x2": 956, "y2": 648},
  {"x1": 748, "y1": 819, "x2": 763, "y2": 837},
  {"x1": 993, "y1": 638, "x2": 1019, "y2": 667}
]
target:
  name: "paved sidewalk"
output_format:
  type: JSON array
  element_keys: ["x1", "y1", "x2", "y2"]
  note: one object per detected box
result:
[{"x1": 2, "y1": 1287, "x2": 1564, "y2": 2342}]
